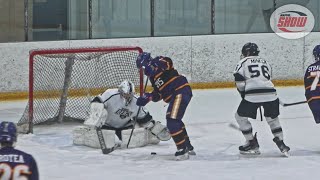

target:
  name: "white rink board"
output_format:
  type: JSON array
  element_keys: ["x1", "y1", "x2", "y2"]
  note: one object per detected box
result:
[{"x1": 0, "y1": 32, "x2": 319, "y2": 92}]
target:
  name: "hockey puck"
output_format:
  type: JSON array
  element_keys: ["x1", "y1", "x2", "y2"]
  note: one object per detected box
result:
[{"x1": 151, "y1": 152, "x2": 157, "y2": 155}]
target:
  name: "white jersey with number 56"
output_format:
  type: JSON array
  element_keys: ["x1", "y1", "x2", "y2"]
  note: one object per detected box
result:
[{"x1": 233, "y1": 56, "x2": 277, "y2": 103}]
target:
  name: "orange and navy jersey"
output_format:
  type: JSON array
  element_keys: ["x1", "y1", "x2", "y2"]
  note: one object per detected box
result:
[
  {"x1": 0, "y1": 147, "x2": 39, "y2": 180},
  {"x1": 304, "y1": 61, "x2": 320, "y2": 102},
  {"x1": 149, "y1": 56, "x2": 192, "y2": 103}
]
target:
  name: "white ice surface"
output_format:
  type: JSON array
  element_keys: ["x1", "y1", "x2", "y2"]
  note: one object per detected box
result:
[{"x1": 1, "y1": 87, "x2": 320, "y2": 180}]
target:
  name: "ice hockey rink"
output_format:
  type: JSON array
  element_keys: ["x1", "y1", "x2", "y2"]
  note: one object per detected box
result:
[{"x1": 1, "y1": 87, "x2": 319, "y2": 180}]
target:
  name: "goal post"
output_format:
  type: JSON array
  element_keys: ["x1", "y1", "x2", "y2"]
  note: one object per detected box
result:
[{"x1": 18, "y1": 46, "x2": 143, "y2": 133}]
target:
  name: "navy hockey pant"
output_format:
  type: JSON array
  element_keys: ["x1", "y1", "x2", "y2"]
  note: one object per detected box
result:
[{"x1": 166, "y1": 92, "x2": 192, "y2": 149}]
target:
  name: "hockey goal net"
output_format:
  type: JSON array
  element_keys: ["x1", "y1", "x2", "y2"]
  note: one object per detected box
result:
[{"x1": 18, "y1": 46, "x2": 143, "y2": 133}]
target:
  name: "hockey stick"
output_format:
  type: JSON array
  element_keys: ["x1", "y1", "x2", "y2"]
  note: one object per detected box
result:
[
  {"x1": 279, "y1": 100, "x2": 307, "y2": 107},
  {"x1": 96, "y1": 127, "x2": 118, "y2": 154},
  {"x1": 127, "y1": 77, "x2": 149, "y2": 148},
  {"x1": 228, "y1": 123, "x2": 240, "y2": 131}
]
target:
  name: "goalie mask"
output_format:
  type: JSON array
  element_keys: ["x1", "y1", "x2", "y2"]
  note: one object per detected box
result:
[{"x1": 118, "y1": 80, "x2": 135, "y2": 105}]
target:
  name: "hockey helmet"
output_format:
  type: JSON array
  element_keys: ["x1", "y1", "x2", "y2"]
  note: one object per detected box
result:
[
  {"x1": 241, "y1": 42, "x2": 260, "y2": 57},
  {"x1": 313, "y1": 45, "x2": 320, "y2": 62},
  {"x1": 118, "y1": 80, "x2": 135, "y2": 104},
  {"x1": 0, "y1": 121, "x2": 17, "y2": 143}
]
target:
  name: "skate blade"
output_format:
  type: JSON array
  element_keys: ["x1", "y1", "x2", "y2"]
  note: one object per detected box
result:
[
  {"x1": 188, "y1": 150, "x2": 196, "y2": 155},
  {"x1": 175, "y1": 153, "x2": 189, "y2": 161},
  {"x1": 240, "y1": 150, "x2": 261, "y2": 155},
  {"x1": 282, "y1": 151, "x2": 290, "y2": 157}
]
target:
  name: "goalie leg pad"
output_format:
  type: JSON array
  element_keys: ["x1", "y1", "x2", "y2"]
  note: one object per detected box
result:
[
  {"x1": 121, "y1": 128, "x2": 149, "y2": 148},
  {"x1": 73, "y1": 125, "x2": 86, "y2": 145},
  {"x1": 148, "y1": 131, "x2": 161, "y2": 144},
  {"x1": 16, "y1": 123, "x2": 29, "y2": 134},
  {"x1": 73, "y1": 126, "x2": 116, "y2": 149},
  {"x1": 149, "y1": 121, "x2": 171, "y2": 141}
]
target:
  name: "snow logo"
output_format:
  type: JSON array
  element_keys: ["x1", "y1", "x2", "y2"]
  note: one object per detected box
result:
[{"x1": 270, "y1": 4, "x2": 314, "y2": 39}]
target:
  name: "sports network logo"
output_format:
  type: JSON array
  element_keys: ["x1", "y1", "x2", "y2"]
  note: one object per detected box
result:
[{"x1": 270, "y1": 4, "x2": 314, "y2": 39}]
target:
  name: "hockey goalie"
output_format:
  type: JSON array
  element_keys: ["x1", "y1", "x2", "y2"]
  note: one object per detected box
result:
[{"x1": 72, "y1": 80, "x2": 171, "y2": 149}]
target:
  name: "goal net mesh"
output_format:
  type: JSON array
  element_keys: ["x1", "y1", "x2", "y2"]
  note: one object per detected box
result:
[{"x1": 18, "y1": 47, "x2": 142, "y2": 133}]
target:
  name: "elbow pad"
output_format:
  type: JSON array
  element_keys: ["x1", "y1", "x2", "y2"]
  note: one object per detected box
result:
[{"x1": 151, "y1": 91, "x2": 162, "y2": 102}]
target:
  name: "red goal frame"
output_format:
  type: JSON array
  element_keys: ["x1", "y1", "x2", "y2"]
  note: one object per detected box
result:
[{"x1": 26, "y1": 46, "x2": 143, "y2": 133}]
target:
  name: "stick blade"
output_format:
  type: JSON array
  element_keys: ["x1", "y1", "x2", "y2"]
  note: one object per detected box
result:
[{"x1": 228, "y1": 123, "x2": 240, "y2": 131}]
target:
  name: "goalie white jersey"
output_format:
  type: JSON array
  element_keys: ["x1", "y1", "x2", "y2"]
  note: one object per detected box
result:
[
  {"x1": 233, "y1": 56, "x2": 277, "y2": 103},
  {"x1": 96, "y1": 89, "x2": 149, "y2": 128}
]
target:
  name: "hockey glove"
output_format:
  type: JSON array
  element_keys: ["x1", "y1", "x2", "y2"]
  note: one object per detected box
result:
[
  {"x1": 136, "y1": 52, "x2": 152, "y2": 69},
  {"x1": 144, "y1": 64, "x2": 156, "y2": 76},
  {"x1": 136, "y1": 93, "x2": 152, "y2": 106},
  {"x1": 151, "y1": 91, "x2": 162, "y2": 102}
]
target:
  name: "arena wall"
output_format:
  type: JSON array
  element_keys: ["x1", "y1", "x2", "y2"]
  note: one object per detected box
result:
[{"x1": 1, "y1": 32, "x2": 319, "y2": 100}]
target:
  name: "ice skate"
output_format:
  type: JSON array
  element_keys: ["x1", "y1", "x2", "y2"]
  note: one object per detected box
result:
[
  {"x1": 239, "y1": 133, "x2": 260, "y2": 155},
  {"x1": 175, "y1": 147, "x2": 189, "y2": 161},
  {"x1": 185, "y1": 136, "x2": 196, "y2": 155},
  {"x1": 187, "y1": 143, "x2": 196, "y2": 155},
  {"x1": 273, "y1": 137, "x2": 290, "y2": 157}
]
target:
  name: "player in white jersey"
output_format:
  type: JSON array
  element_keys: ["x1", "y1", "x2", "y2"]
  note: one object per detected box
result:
[
  {"x1": 73, "y1": 80, "x2": 171, "y2": 149},
  {"x1": 233, "y1": 42, "x2": 290, "y2": 156}
]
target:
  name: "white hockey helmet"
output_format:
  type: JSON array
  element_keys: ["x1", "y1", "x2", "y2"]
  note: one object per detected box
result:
[{"x1": 118, "y1": 80, "x2": 135, "y2": 104}]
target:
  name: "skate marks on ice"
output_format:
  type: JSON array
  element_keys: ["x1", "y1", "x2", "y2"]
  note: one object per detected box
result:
[
  {"x1": 237, "y1": 148, "x2": 320, "y2": 159},
  {"x1": 18, "y1": 129, "x2": 100, "y2": 155},
  {"x1": 19, "y1": 131, "x2": 320, "y2": 165},
  {"x1": 238, "y1": 151, "x2": 288, "y2": 159},
  {"x1": 17, "y1": 122, "x2": 320, "y2": 163},
  {"x1": 287, "y1": 149, "x2": 320, "y2": 158},
  {"x1": 121, "y1": 144, "x2": 296, "y2": 161},
  {"x1": 144, "y1": 143, "x2": 320, "y2": 161},
  {"x1": 113, "y1": 142, "x2": 243, "y2": 162}
]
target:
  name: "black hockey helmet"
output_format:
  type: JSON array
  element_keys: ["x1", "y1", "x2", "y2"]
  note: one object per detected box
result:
[
  {"x1": 0, "y1": 121, "x2": 17, "y2": 143},
  {"x1": 313, "y1": 45, "x2": 320, "y2": 61},
  {"x1": 241, "y1": 42, "x2": 260, "y2": 57}
]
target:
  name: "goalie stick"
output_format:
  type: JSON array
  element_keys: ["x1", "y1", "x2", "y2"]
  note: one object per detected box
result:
[
  {"x1": 127, "y1": 77, "x2": 149, "y2": 148},
  {"x1": 96, "y1": 127, "x2": 118, "y2": 154}
]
